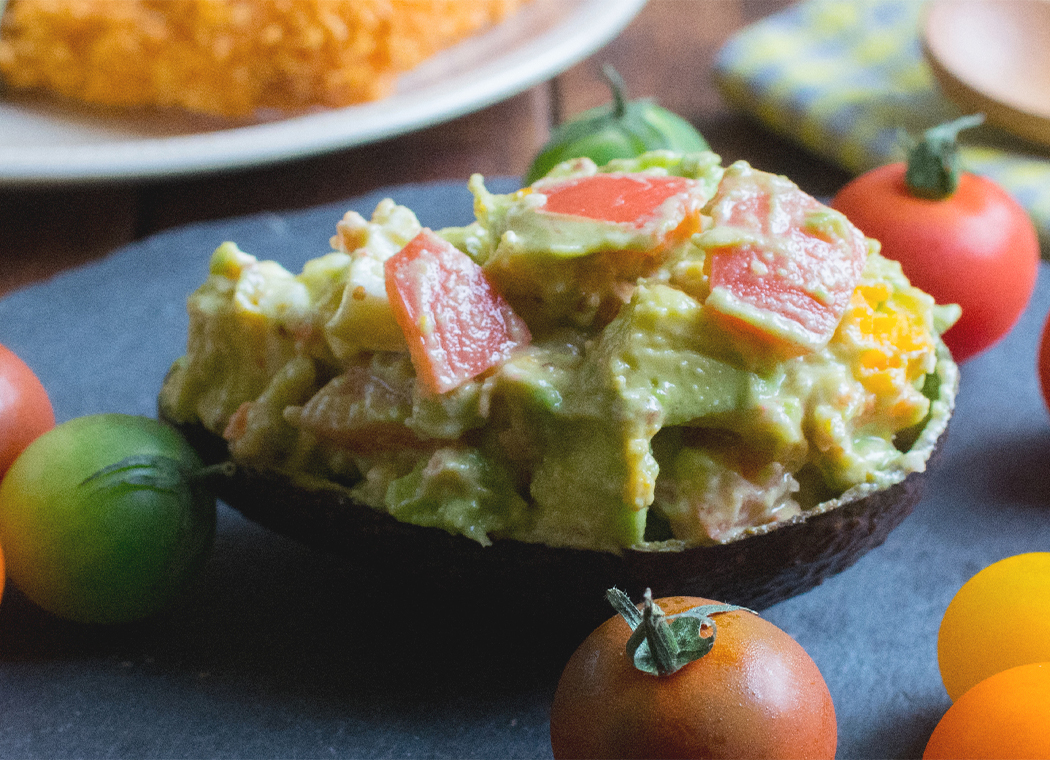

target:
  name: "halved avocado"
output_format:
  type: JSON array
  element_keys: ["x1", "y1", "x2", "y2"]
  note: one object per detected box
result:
[{"x1": 159, "y1": 346, "x2": 957, "y2": 628}]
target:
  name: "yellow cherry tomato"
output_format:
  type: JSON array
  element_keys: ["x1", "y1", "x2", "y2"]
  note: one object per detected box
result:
[
  {"x1": 937, "y1": 553, "x2": 1050, "y2": 701},
  {"x1": 924, "y1": 663, "x2": 1050, "y2": 759}
]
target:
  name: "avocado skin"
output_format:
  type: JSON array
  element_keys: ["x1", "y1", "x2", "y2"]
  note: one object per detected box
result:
[{"x1": 166, "y1": 411, "x2": 948, "y2": 630}]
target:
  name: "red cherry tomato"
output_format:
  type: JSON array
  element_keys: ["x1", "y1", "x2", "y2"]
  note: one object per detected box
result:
[
  {"x1": 0, "y1": 342, "x2": 55, "y2": 478},
  {"x1": 549, "y1": 593, "x2": 837, "y2": 759},
  {"x1": 832, "y1": 163, "x2": 1039, "y2": 363}
]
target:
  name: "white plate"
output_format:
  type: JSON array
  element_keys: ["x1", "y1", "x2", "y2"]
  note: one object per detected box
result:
[{"x1": 0, "y1": 0, "x2": 647, "y2": 186}]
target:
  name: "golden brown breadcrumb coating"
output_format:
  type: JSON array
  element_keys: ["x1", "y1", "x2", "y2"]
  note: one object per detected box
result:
[{"x1": 0, "y1": 0, "x2": 529, "y2": 117}]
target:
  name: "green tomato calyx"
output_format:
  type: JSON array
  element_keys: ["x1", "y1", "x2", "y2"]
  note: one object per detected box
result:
[
  {"x1": 904, "y1": 114, "x2": 984, "y2": 200},
  {"x1": 602, "y1": 64, "x2": 628, "y2": 120},
  {"x1": 606, "y1": 587, "x2": 751, "y2": 676},
  {"x1": 79, "y1": 454, "x2": 233, "y2": 499}
]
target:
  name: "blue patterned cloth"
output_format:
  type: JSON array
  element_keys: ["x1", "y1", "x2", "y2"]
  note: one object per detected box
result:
[{"x1": 714, "y1": 0, "x2": 1050, "y2": 255}]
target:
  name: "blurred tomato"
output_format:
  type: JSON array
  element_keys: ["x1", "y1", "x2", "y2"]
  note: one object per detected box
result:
[
  {"x1": 938, "y1": 553, "x2": 1050, "y2": 701},
  {"x1": 0, "y1": 343, "x2": 54, "y2": 477},
  {"x1": 924, "y1": 663, "x2": 1050, "y2": 759}
]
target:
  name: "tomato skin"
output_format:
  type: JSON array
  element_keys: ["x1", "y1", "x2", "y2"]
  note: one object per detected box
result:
[
  {"x1": 0, "y1": 414, "x2": 216, "y2": 624},
  {"x1": 1040, "y1": 309, "x2": 1050, "y2": 416},
  {"x1": 831, "y1": 163, "x2": 1039, "y2": 363},
  {"x1": 937, "y1": 553, "x2": 1050, "y2": 702},
  {"x1": 549, "y1": 596, "x2": 837, "y2": 760},
  {"x1": 0, "y1": 343, "x2": 55, "y2": 478},
  {"x1": 923, "y1": 663, "x2": 1050, "y2": 759}
]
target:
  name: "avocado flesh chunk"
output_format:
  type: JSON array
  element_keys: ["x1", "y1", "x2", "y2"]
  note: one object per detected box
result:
[
  {"x1": 385, "y1": 448, "x2": 531, "y2": 548},
  {"x1": 489, "y1": 283, "x2": 792, "y2": 551}
]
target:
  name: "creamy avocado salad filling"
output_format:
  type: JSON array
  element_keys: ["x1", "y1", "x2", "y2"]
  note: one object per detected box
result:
[{"x1": 159, "y1": 151, "x2": 960, "y2": 553}]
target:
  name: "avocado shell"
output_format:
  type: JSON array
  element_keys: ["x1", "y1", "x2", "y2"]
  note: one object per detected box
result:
[{"x1": 161, "y1": 351, "x2": 957, "y2": 630}]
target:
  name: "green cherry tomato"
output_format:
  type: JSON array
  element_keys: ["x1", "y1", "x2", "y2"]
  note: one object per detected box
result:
[
  {"x1": 525, "y1": 65, "x2": 709, "y2": 184},
  {"x1": 0, "y1": 413, "x2": 217, "y2": 624}
]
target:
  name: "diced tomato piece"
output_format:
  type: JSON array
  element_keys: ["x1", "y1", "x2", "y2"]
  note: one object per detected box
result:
[
  {"x1": 538, "y1": 173, "x2": 697, "y2": 226},
  {"x1": 535, "y1": 174, "x2": 708, "y2": 254},
  {"x1": 702, "y1": 163, "x2": 868, "y2": 355},
  {"x1": 292, "y1": 365, "x2": 433, "y2": 452},
  {"x1": 385, "y1": 229, "x2": 531, "y2": 394}
]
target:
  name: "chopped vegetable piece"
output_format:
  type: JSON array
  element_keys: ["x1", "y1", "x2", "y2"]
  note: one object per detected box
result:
[
  {"x1": 385, "y1": 229, "x2": 530, "y2": 394},
  {"x1": 700, "y1": 162, "x2": 868, "y2": 355},
  {"x1": 539, "y1": 172, "x2": 699, "y2": 228}
]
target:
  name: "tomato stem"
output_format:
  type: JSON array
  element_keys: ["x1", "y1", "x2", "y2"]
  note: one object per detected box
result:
[
  {"x1": 904, "y1": 114, "x2": 984, "y2": 200},
  {"x1": 636, "y1": 590, "x2": 681, "y2": 676},
  {"x1": 607, "y1": 587, "x2": 753, "y2": 676},
  {"x1": 601, "y1": 64, "x2": 628, "y2": 120},
  {"x1": 196, "y1": 461, "x2": 236, "y2": 484},
  {"x1": 606, "y1": 586, "x2": 643, "y2": 627}
]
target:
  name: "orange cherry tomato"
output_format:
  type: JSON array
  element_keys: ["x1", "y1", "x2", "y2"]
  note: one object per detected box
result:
[
  {"x1": 0, "y1": 342, "x2": 55, "y2": 478},
  {"x1": 549, "y1": 593, "x2": 837, "y2": 760},
  {"x1": 923, "y1": 663, "x2": 1050, "y2": 759}
]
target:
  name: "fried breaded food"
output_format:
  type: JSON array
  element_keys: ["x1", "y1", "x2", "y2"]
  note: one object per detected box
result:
[{"x1": 0, "y1": 0, "x2": 530, "y2": 118}]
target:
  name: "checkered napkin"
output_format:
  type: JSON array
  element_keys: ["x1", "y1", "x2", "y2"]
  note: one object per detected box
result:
[{"x1": 713, "y1": 0, "x2": 1050, "y2": 256}]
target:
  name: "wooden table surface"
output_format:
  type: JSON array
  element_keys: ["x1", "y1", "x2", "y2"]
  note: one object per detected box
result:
[{"x1": 0, "y1": 0, "x2": 851, "y2": 298}]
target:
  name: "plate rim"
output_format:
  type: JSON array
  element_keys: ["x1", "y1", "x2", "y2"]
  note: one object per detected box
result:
[{"x1": 0, "y1": 0, "x2": 648, "y2": 186}]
